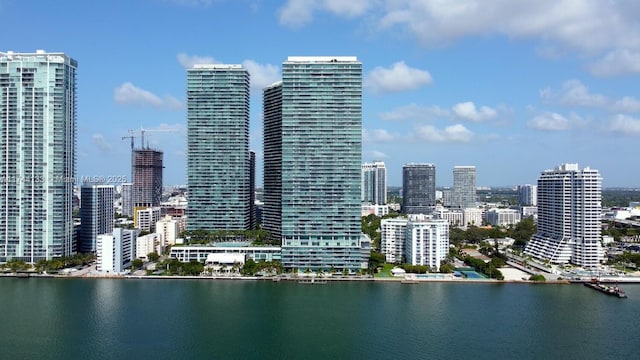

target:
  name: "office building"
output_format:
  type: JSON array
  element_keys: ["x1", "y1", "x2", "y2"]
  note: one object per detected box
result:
[
  {"x1": 121, "y1": 183, "x2": 133, "y2": 217},
  {"x1": 263, "y1": 56, "x2": 366, "y2": 271},
  {"x1": 517, "y1": 184, "x2": 537, "y2": 206},
  {"x1": 452, "y1": 166, "x2": 476, "y2": 209},
  {"x1": 362, "y1": 161, "x2": 387, "y2": 205},
  {"x1": 132, "y1": 148, "x2": 163, "y2": 208},
  {"x1": 524, "y1": 164, "x2": 603, "y2": 268},
  {"x1": 0, "y1": 50, "x2": 77, "y2": 262},
  {"x1": 79, "y1": 184, "x2": 114, "y2": 253},
  {"x1": 402, "y1": 163, "x2": 436, "y2": 214},
  {"x1": 96, "y1": 228, "x2": 137, "y2": 273},
  {"x1": 187, "y1": 64, "x2": 250, "y2": 231}
]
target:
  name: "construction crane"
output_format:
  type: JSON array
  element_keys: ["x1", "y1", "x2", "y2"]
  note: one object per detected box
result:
[
  {"x1": 121, "y1": 130, "x2": 136, "y2": 151},
  {"x1": 126, "y1": 127, "x2": 180, "y2": 149}
]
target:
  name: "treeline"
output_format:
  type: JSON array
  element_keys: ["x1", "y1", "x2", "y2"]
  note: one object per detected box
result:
[
  {"x1": 462, "y1": 255, "x2": 505, "y2": 280},
  {"x1": 0, "y1": 253, "x2": 96, "y2": 273},
  {"x1": 449, "y1": 217, "x2": 536, "y2": 247},
  {"x1": 181, "y1": 229, "x2": 275, "y2": 245},
  {"x1": 608, "y1": 252, "x2": 640, "y2": 269}
]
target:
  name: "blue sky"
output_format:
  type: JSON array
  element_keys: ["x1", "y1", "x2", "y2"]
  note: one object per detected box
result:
[{"x1": 1, "y1": 0, "x2": 639, "y2": 187}]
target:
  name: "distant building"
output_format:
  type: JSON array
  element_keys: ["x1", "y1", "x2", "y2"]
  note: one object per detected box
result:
[
  {"x1": 452, "y1": 166, "x2": 476, "y2": 209},
  {"x1": 186, "y1": 64, "x2": 251, "y2": 231},
  {"x1": 517, "y1": 184, "x2": 537, "y2": 206},
  {"x1": 96, "y1": 228, "x2": 137, "y2": 273},
  {"x1": 156, "y1": 215, "x2": 180, "y2": 245},
  {"x1": 525, "y1": 164, "x2": 603, "y2": 268},
  {"x1": 381, "y1": 217, "x2": 409, "y2": 263},
  {"x1": 135, "y1": 207, "x2": 161, "y2": 232},
  {"x1": 405, "y1": 216, "x2": 449, "y2": 271},
  {"x1": 362, "y1": 161, "x2": 387, "y2": 205},
  {"x1": 402, "y1": 163, "x2": 436, "y2": 214},
  {"x1": 135, "y1": 233, "x2": 163, "y2": 259},
  {"x1": 486, "y1": 208, "x2": 521, "y2": 227},
  {"x1": 132, "y1": 149, "x2": 163, "y2": 207},
  {"x1": 121, "y1": 183, "x2": 133, "y2": 217},
  {"x1": 79, "y1": 185, "x2": 114, "y2": 253},
  {"x1": 433, "y1": 207, "x2": 464, "y2": 228},
  {"x1": 0, "y1": 50, "x2": 77, "y2": 262},
  {"x1": 463, "y1": 208, "x2": 484, "y2": 227},
  {"x1": 361, "y1": 204, "x2": 390, "y2": 217}
]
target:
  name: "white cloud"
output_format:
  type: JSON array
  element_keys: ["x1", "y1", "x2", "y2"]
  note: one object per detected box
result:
[
  {"x1": 415, "y1": 124, "x2": 473, "y2": 142},
  {"x1": 527, "y1": 112, "x2": 579, "y2": 131},
  {"x1": 177, "y1": 52, "x2": 218, "y2": 69},
  {"x1": 612, "y1": 96, "x2": 640, "y2": 113},
  {"x1": 364, "y1": 61, "x2": 432, "y2": 94},
  {"x1": 113, "y1": 82, "x2": 183, "y2": 110},
  {"x1": 589, "y1": 49, "x2": 640, "y2": 77},
  {"x1": 277, "y1": 1, "x2": 640, "y2": 76},
  {"x1": 452, "y1": 101, "x2": 497, "y2": 122},
  {"x1": 540, "y1": 80, "x2": 607, "y2": 108},
  {"x1": 607, "y1": 114, "x2": 640, "y2": 135},
  {"x1": 363, "y1": 128, "x2": 397, "y2": 142},
  {"x1": 370, "y1": 150, "x2": 388, "y2": 159},
  {"x1": 378, "y1": 103, "x2": 449, "y2": 121},
  {"x1": 279, "y1": 0, "x2": 372, "y2": 27},
  {"x1": 92, "y1": 133, "x2": 112, "y2": 152},
  {"x1": 242, "y1": 60, "x2": 280, "y2": 91}
]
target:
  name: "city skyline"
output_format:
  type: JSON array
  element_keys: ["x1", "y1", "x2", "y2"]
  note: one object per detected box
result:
[{"x1": 1, "y1": 2, "x2": 639, "y2": 187}]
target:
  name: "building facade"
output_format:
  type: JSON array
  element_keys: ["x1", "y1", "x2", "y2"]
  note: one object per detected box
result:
[
  {"x1": 381, "y1": 217, "x2": 409, "y2": 263},
  {"x1": 486, "y1": 208, "x2": 521, "y2": 227},
  {"x1": 402, "y1": 163, "x2": 436, "y2": 214},
  {"x1": 121, "y1": 183, "x2": 133, "y2": 217},
  {"x1": 79, "y1": 184, "x2": 114, "y2": 253},
  {"x1": 156, "y1": 215, "x2": 180, "y2": 245},
  {"x1": 96, "y1": 228, "x2": 137, "y2": 273},
  {"x1": 405, "y1": 217, "x2": 449, "y2": 271},
  {"x1": 517, "y1": 184, "x2": 537, "y2": 206},
  {"x1": 0, "y1": 50, "x2": 77, "y2": 262},
  {"x1": 362, "y1": 161, "x2": 387, "y2": 205},
  {"x1": 263, "y1": 56, "x2": 366, "y2": 271},
  {"x1": 187, "y1": 64, "x2": 251, "y2": 231},
  {"x1": 135, "y1": 206, "x2": 161, "y2": 233},
  {"x1": 132, "y1": 148, "x2": 163, "y2": 208},
  {"x1": 524, "y1": 164, "x2": 603, "y2": 268},
  {"x1": 452, "y1": 166, "x2": 477, "y2": 209}
]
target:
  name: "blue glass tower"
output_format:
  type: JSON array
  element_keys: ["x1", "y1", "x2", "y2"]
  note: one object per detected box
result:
[
  {"x1": 264, "y1": 57, "x2": 367, "y2": 272},
  {"x1": 187, "y1": 64, "x2": 250, "y2": 231},
  {"x1": 0, "y1": 50, "x2": 77, "y2": 262}
]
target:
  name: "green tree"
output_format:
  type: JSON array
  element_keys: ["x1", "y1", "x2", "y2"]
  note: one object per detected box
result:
[
  {"x1": 131, "y1": 259, "x2": 143, "y2": 270},
  {"x1": 242, "y1": 258, "x2": 258, "y2": 275},
  {"x1": 147, "y1": 252, "x2": 160, "y2": 262}
]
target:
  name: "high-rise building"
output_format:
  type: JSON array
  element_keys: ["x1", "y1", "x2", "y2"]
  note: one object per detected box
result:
[
  {"x1": 132, "y1": 148, "x2": 163, "y2": 208},
  {"x1": 452, "y1": 166, "x2": 476, "y2": 209},
  {"x1": 121, "y1": 183, "x2": 133, "y2": 217},
  {"x1": 517, "y1": 184, "x2": 537, "y2": 206},
  {"x1": 263, "y1": 56, "x2": 366, "y2": 271},
  {"x1": 187, "y1": 64, "x2": 250, "y2": 231},
  {"x1": 405, "y1": 216, "x2": 449, "y2": 271},
  {"x1": 525, "y1": 164, "x2": 603, "y2": 268},
  {"x1": 249, "y1": 150, "x2": 256, "y2": 230},
  {"x1": 79, "y1": 184, "x2": 114, "y2": 253},
  {"x1": 0, "y1": 50, "x2": 77, "y2": 262},
  {"x1": 362, "y1": 161, "x2": 387, "y2": 205},
  {"x1": 402, "y1": 163, "x2": 436, "y2": 214},
  {"x1": 96, "y1": 228, "x2": 137, "y2": 273}
]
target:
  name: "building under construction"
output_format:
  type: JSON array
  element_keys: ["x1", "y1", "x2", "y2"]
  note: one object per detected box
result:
[{"x1": 132, "y1": 147, "x2": 163, "y2": 208}]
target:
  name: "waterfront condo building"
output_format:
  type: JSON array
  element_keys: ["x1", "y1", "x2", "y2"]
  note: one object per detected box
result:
[
  {"x1": 96, "y1": 228, "x2": 137, "y2": 273},
  {"x1": 381, "y1": 217, "x2": 409, "y2": 263},
  {"x1": 452, "y1": 166, "x2": 477, "y2": 209},
  {"x1": 263, "y1": 56, "x2": 367, "y2": 271},
  {"x1": 0, "y1": 50, "x2": 77, "y2": 262},
  {"x1": 524, "y1": 164, "x2": 603, "y2": 268},
  {"x1": 79, "y1": 184, "x2": 114, "y2": 253},
  {"x1": 186, "y1": 64, "x2": 251, "y2": 231},
  {"x1": 132, "y1": 148, "x2": 163, "y2": 208},
  {"x1": 405, "y1": 216, "x2": 449, "y2": 272},
  {"x1": 362, "y1": 161, "x2": 387, "y2": 205},
  {"x1": 402, "y1": 163, "x2": 436, "y2": 214}
]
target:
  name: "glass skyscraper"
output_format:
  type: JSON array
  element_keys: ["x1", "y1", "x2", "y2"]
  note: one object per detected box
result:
[
  {"x1": 0, "y1": 50, "x2": 77, "y2": 262},
  {"x1": 402, "y1": 163, "x2": 436, "y2": 214},
  {"x1": 186, "y1": 64, "x2": 250, "y2": 231},
  {"x1": 263, "y1": 56, "x2": 367, "y2": 271},
  {"x1": 79, "y1": 184, "x2": 114, "y2": 253},
  {"x1": 362, "y1": 161, "x2": 387, "y2": 205},
  {"x1": 452, "y1": 166, "x2": 477, "y2": 209}
]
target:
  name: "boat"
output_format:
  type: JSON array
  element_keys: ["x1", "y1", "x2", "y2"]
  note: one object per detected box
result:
[{"x1": 584, "y1": 280, "x2": 627, "y2": 298}]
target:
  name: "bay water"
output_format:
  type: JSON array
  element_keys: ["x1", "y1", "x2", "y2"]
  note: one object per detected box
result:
[{"x1": 1, "y1": 278, "x2": 638, "y2": 359}]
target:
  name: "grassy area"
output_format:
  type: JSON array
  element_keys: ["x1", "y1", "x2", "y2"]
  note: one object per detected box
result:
[{"x1": 374, "y1": 263, "x2": 396, "y2": 278}]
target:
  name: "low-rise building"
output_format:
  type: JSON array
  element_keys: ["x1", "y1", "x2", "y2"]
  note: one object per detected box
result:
[
  {"x1": 486, "y1": 208, "x2": 521, "y2": 227},
  {"x1": 136, "y1": 233, "x2": 164, "y2": 259},
  {"x1": 96, "y1": 228, "x2": 137, "y2": 273}
]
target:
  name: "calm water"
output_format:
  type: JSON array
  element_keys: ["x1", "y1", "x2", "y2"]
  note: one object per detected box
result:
[{"x1": 1, "y1": 278, "x2": 639, "y2": 359}]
